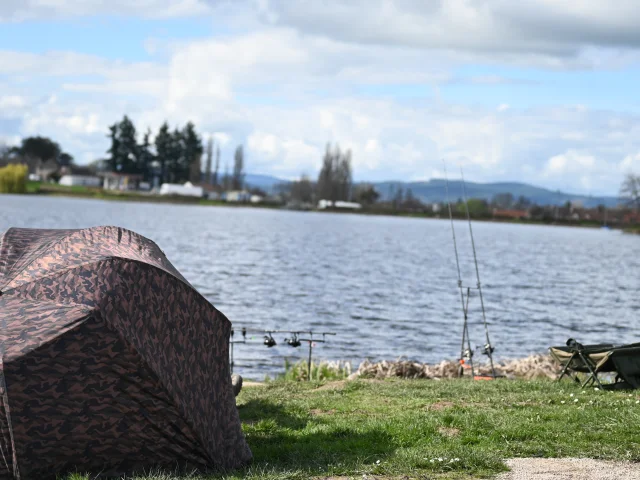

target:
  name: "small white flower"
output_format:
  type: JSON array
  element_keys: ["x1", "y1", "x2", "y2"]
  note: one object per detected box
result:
[
  {"x1": 430, "y1": 459, "x2": 434, "y2": 463},
  {"x1": 454, "y1": 457, "x2": 460, "y2": 462},
  {"x1": 570, "y1": 393, "x2": 574, "y2": 397},
  {"x1": 561, "y1": 401, "x2": 565, "y2": 404},
  {"x1": 595, "y1": 388, "x2": 600, "y2": 391},
  {"x1": 636, "y1": 400, "x2": 639, "y2": 404},
  {"x1": 376, "y1": 460, "x2": 380, "y2": 465},
  {"x1": 438, "y1": 457, "x2": 444, "y2": 462},
  {"x1": 574, "y1": 398, "x2": 579, "y2": 403},
  {"x1": 582, "y1": 391, "x2": 586, "y2": 394}
]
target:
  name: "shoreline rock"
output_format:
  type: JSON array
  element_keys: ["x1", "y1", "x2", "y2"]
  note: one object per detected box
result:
[{"x1": 348, "y1": 354, "x2": 559, "y2": 380}]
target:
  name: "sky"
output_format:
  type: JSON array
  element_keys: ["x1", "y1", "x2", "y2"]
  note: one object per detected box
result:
[{"x1": 1, "y1": 1, "x2": 640, "y2": 196}]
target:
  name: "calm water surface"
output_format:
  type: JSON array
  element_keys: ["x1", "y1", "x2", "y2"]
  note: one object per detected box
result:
[{"x1": 2, "y1": 195, "x2": 639, "y2": 379}]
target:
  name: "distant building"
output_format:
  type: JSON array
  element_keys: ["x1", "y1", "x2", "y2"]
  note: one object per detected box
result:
[
  {"x1": 250, "y1": 195, "x2": 263, "y2": 204},
  {"x1": 59, "y1": 175, "x2": 102, "y2": 187},
  {"x1": 198, "y1": 183, "x2": 222, "y2": 201},
  {"x1": 58, "y1": 165, "x2": 102, "y2": 187},
  {"x1": 492, "y1": 209, "x2": 530, "y2": 220},
  {"x1": 225, "y1": 190, "x2": 251, "y2": 203},
  {"x1": 36, "y1": 159, "x2": 60, "y2": 182},
  {"x1": 317, "y1": 199, "x2": 362, "y2": 210},
  {"x1": 159, "y1": 181, "x2": 203, "y2": 198},
  {"x1": 101, "y1": 172, "x2": 145, "y2": 191}
]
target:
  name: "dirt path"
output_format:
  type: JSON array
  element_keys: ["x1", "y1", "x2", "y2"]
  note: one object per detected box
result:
[{"x1": 497, "y1": 458, "x2": 640, "y2": 479}]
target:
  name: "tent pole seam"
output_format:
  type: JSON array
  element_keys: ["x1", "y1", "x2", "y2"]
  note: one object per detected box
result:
[{"x1": 0, "y1": 291, "x2": 20, "y2": 479}]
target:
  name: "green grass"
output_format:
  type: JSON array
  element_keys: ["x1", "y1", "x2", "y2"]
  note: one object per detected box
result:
[{"x1": 65, "y1": 378, "x2": 640, "y2": 479}]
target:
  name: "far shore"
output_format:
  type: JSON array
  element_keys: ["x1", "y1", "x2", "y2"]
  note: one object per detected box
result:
[{"x1": 15, "y1": 181, "x2": 639, "y2": 232}]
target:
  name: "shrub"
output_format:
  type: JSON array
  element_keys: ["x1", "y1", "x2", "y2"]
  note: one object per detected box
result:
[
  {"x1": 274, "y1": 359, "x2": 352, "y2": 382},
  {"x1": 0, "y1": 164, "x2": 28, "y2": 194}
]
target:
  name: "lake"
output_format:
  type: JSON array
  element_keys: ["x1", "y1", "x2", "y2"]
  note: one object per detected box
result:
[{"x1": 2, "y1": 195, "x2": 639, "y2": 380}]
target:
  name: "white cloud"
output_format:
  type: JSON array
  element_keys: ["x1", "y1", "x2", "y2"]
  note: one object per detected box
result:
[
  {"x1": 0, "y1": 0, "x2": 210, "y2": 21},
  {"x1": 247, "y1": 131, "x2": 320, "y2": 173},
  {"x1": 212, "y1": 132, "x2": 231, "y2": 146},
  {"x1": 257, "y1": 0, "x2": 640, "y2": 67},
  {"x1": 620, "y1": 153, "x2": 640, "y2": 172},
  {"x1": 544, "y1": 150, "x2": 597, "y2": 176},
  {"x1": 0, "y1": 95, "x2": 27, "y2": 110},
  {"x1": 0, "y1": 134, "x2": 21, "y2": 147},
  {"x1": 1, "y1": 3, "x2": 640, "y2": 196}
]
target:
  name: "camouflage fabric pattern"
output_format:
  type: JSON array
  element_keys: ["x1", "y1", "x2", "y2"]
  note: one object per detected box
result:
[{"x1": 0, "y1": 226, "x2": 252, "y2": 479}]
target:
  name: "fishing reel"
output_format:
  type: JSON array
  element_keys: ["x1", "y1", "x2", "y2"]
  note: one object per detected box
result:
[
  {"x1": 263, "y1": 333, "x2": 277, "y2": 347},
  {"x1": 230, "y1": 327, "x2": 247, "y2": 343},
  {"x1": 285, "y1": 333, "x2": 302, "y2": 348},
  {"x1": 566, "y1": 338, "x2": 584, "y2": 351},
  {"x1": 462, "y1": 348, "x2": 474, "y2": 360},
  {"x1": 480, "y1": 343, "x2": 494, "y2": 356}
]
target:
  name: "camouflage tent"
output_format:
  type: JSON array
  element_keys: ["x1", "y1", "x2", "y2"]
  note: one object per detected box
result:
[{"x1": 0, "y1": 226, "x2": 252, "y2": 479}]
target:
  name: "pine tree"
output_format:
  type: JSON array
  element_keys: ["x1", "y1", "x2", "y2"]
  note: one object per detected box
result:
[
  {"x1": 170, "y1": 128, "x2": 185, "y2": 183},
  {"x1": 182, "y1": 122, "x2": 203, "y2": 184},
  {"x1": 154, "y1": 122, "x2": 172, "y2": 184},
  {"x1": 116, "y1": 116, "x2": 139, "y2": 174},
  {"x1": 107, "y1": 123, "x2": 120, "y2": 172},
  {"x1": 139, "y1": 129, "x2": 154, "y2": 182}
]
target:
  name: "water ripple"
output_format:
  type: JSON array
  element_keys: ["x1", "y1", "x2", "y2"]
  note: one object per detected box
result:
[{"x1": 2, "y1": 195, "x2": 638, "y2": 379}]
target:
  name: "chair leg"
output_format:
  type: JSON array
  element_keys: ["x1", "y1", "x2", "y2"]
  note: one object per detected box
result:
[
  {"x1": 578, "y1": 352, "x2": 604, "y2": 389},
  {"x1": 556, "y1": 353, "x2": 577, "y2": 382}
]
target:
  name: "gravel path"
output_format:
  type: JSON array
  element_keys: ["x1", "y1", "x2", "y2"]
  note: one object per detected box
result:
[{"x1": 497, "y1": 458, "x2": 640, "y2": 479}]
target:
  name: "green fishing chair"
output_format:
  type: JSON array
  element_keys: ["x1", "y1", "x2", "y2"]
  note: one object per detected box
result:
[
  {"x1": 550, "y1": 339, "x2": 640, "y2": 390},
  {"x1": 549, "y1": 340, "x2": 614, "y2": 389},
  {"x1": 590, "y1": 344, "x2": 640, "y2": 390}
]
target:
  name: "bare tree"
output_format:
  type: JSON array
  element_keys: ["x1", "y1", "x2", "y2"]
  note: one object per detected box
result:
[
  {"x1": 316, "y1": 142, "x2": 353, "y2": 202},
  {"x1": 222, "y1": 162, "x2": 230, "y2": 190},
  {"x1": 290, "y1": 175, "x2": 314, "y2": 203},
  {"x1": 204, "y1": 136, "x2": 213, "y2": 185},
  {"x1": 232, "y1": 145, "x2": 244, "y2": 190},
  {"x1": 620, "y1": 173, "x2": 640, "y2": 209},
  {"x1": 0, "y1": 142, "x2": 10, "y2": 163},
  {"x1": 213, "y1": 145, "x2": 220, "y2": 186}
]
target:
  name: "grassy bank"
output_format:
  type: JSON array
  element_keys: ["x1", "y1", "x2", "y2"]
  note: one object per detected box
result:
[
  {"x1": 67, "y1": 378, "x2": 639, "y2": 479},
  {"x1": 25, "y1": 182, "x2": 257, "y2": 207}
]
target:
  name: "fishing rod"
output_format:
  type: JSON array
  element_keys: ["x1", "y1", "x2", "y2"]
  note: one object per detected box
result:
[
  {"x1": 443, "y1": 160, "x2": 475, "y2": 378},
  {"x1": 459, "y1": 166, "x2": 497, "y2": 378},
  {"x1": 229, "y1": 327, "x2": 337, "y2": 380}
]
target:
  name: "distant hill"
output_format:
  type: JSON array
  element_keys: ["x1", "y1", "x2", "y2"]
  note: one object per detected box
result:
[
  {"x1": 374, "y1": 179, "x2": 621, "y2": 208},
  {"x1": 244, "y1": 173, "x2": 621, "y2": 208},
  {"x1": 244, "y1": 173, "x2": 286, "y2": 191}
]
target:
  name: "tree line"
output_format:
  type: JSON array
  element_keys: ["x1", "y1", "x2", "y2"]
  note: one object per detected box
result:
[
  {"x1": 2, "y1": 127, "x2": 639, "y2": 211},
  {"x1": 106, "y1": 115, "x2": 245, "y2": 188},
  {"x1": 1, "y1": 136, "x2": 74, "y2": 166}
]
